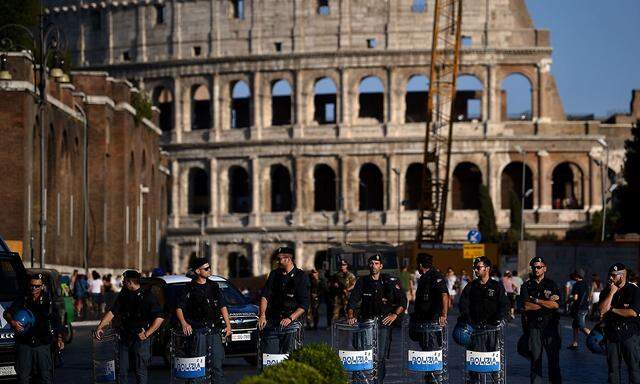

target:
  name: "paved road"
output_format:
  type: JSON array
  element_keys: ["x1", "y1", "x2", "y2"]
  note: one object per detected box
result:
[{"x1": 55, "y1": 313, "x2": 611, "y2": 383}]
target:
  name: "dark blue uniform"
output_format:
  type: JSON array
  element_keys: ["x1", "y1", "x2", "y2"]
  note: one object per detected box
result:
[
  {"x1": 8, "y1": 293, "x2": 63, "y2": 384},
  {"x1": 110, "y1": 287, "x2": 163, "y2": 384},
  {"x1": 177, "y1": 279, "x2": 227, "y2": 383},
  {"x1": 347, "y1": 273, "x2": 406, "y2": 382},
  {"x1": 260, "y1": 267, "x2": 310, "y2": 354},
  {"x1": 520, "y1": 277, "x2": 562, "y2": 384}
]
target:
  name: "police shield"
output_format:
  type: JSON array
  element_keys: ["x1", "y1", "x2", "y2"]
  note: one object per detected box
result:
[
  {"x1": 170, "y1": 329, "x2": 214, "y2": 383},
  {"x1": 462, "y1": 324, "x2": 506, "y2": 384},
  {"x1": 402, "y1": 318, "x2": 448, "y2": 383},
  {"x1": 332, "y1": 319, "x2": 378, "y2": 384},
  {"x1": 91, "y1": 328, "x2": 118, "y2": 384},
  {"x1": 258, "y1": 321, "x2": 304, "y2": 371}
]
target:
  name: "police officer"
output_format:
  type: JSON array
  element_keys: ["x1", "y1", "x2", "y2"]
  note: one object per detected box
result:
[
  {"x1": 176, "y1": 258, "x2": 232, "y2": 383},
  {"x1": 95, "y1": 270, "x2": 164, "y2": 384},
  {"x1": 347, "y1": 253, "x2": 406, "y2": 383},
  {"x1": 258, "y1": 247, "x2": 310, "y2": 354},
  {"x1": 332, "y1": 259, "x2": 356, "y2": 322},
  {"x1": 599, "y1": 263, "x2": 640, "y2": 384},
  {"x1": 458, "y1": 257, "x2": 508, "y2": 383},
  {"x1": 410, "y1": 253, "x2": 448, "y2": 383},
  {"x1": 4, "y1": 273, "x2": 64, "y2": 384},
  {"x1": 519, "y1": 256, "x2": 562, "y2": 384}
]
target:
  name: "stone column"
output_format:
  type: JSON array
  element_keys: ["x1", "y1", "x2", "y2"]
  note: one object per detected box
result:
[
  {"x1": 339, "y1": 156, "x2": 349, "y2": 213},
  {"x1": 106, "y1": 9, "x2": 114, "y2": 64},
  {"x1": 79, "y1": 23, "x2": 86, "y2": 65},
  {"x1": 536, "y1": 58, "x2": 552, "y2": 123},
  {"x1": 389, "y1": 156, "x2": 400, "y2": 224},
  {"x1": 209, "y1": 241, "x2": 218, "y2": 274},
  {"x1": 212, "y1": 74, "x2": 220, "y2": 141},
  {"x1": 481, "y1": 71, "x2": 490, "y2": 122},
  {"x1": 294, "y1": 157, "x2": 305, "y2": 225},
  {"x1": 537, "y1": 150, "x2": 551, "y2": 210},
  {"x1": 171, "y1": 1, "x2": 182, "y2": 59},
  {"x1": 209, "y1": 158, "x2": 218, "y2": 226},
  {"x1": 136, "y1": 5, "x2": 147, "y2": 62},
  {"x1": 339, "y1": 69, "x2": 350, "y2": 136},
  {"x1": 252, "y1": 241, "x2": 261, "y2": 276},
  {"x1": 171, "y1": 243, "x2": 181, "y2": 274},
  {"x1": 487, "y1": 64, "x2": 499, "y2": 122},
  {"x1": 171, "y1": 160, "x2": 180, "y2": 227},
  {"x1": 251, "y1": 72, "x2": 262, "y2": 139},
  {"x1": 293, "y1": 71, "x2": 304, "y2": 137},
  {"x1": 251, "y1": 157, "x2": 261, "y2": 225},
  {"x1": 387, "y1": 67, "x2": 398, "y2": 127},
  {"x1": 338, "y1": 0, "x2": 351, "y2": 50},
  {"x1": 173, "y1": 77, "x2": 183, "y2": 143},
  {"x1": 295, "y1": 240, "x2": 307, "y2": 269}
]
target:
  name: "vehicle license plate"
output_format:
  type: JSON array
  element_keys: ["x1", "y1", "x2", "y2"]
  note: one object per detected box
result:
[
  {"x1": 231, "y1": 333, "x2": 251, "y2": 341},
  {"x1": 0, "y1": 365, "x2": 16, "y2": 376}
]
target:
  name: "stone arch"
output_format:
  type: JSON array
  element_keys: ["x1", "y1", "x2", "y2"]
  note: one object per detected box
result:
[
  {"x1": 271, "y1": 79, "x2": 292, "y2": 126},
  {"x1": 188, "y1": 167, "x2": 210, "y2": 214},
  {"x1": 152, "y1": 86, "x2": 174, "y2": 132},
  {"x1": 228, "y1": 165, "x2": 251, "y2": 213},
  {"x1": 405, "y1": 75, "x2": 429, "y2": 123},
  {"x1": 313, "y1": 77, "x2": 337, "y2": 124},
  {"x1": 270, "y1": 164, "x2": 293, "y2": 212},
  {"x1": 231, "y1": 80, "x2": 251, "y2": 129},
  {"x1": 500, "y1": 162, "x2": 533, "y2": 209},
  {"x1": 314, "y1": 164, "x2": 337, "y2": 211},
  {"x1": 454, "y1": 75, "x2": 483, "y2": 121},
  {"x1": 317, "y1": 0, "x2": 330, "y2": 15},
  {"x1": 552, "y1": 162, "x2": 584, "y2": 209},
  {"x1": 228, "y1": 252, "x2": 252, "y2": 278},
  {"x1": 359, "y1": 163, "x2": 384, "y2": 211},
  {"x1": 501, "y1": 73, "x2": 532, "y2": 121},
  {"x1": 405, "y1": 163, "x2": 431, "y2": 210},
  {"x1": 191, "y1": 84, "x2": 211, "y2": 130},
  {"x1": 452, "y1": 162, "x2": 482, "y2": 210},
  {"x1": 358, "y1": 76, "x2": 384, "y2": 122}
]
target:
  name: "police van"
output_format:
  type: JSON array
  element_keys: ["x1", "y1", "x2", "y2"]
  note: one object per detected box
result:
[
  {"x1": 327, "y1": 243, "x2": 400, "y2": 278},
  {"x1": 142, "y1": 274, "x2": 260, "y2": 365},
  {"x1": 0, "y1": 237, "x2": 29, "y2": 381}
]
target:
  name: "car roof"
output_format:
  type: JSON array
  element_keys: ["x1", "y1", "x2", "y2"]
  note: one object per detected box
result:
[{"x1": 156, "y1": 274, "x2": 226, "y2": 285}]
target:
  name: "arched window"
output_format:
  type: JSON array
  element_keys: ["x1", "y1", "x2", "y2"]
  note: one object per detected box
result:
[
  {"x1": 358, "y1": 76, "x2": 384, "y2": 122},
  {"x1": 313, "y1": 77, "x2": 337, "y2": 124},
  {"x1": 501, "y1": 74, "x2": 532, "y2": 121},
  {"x1": 271, "y1": 79, "x2": 292, "y2": 126},
  {"x1": 230, "y1": 0, "x2": 245, "y2": 19},
  {"x1": 228, "y1": 252, "x2": 252, "y2": 278},
  {"x1": 153, "y1": 87, "x2": 174, "y2": 132},
  {"x1": 231, "y1": 81, "x2": 251, "y2": 129},
  {"x1": 454, "y1": 75, "x2": 483, "y2": 121},
  {"x1": 405, "y1": 75, "x2": 429, "y2": 123},
  {"x1": 191, "y1": 85, "x2": 211, "y2": 130},
  {"x1": 552, "y1": 162, "x2": 584, "y2": 209},
  {"x1": 501, "y1": 162, "x2": 533, "y2": 209},
  {"x1": 359, "y1": 163, "x2": 384, "y2": 211},
  {"x1": 404, "y1": 163, "x2": 431, "y2": 210},
  {"x1": 188, "y1": 168, "x2": 210, "y2": 214},
  {"x1": 314, "y1": 164, "x2": 336, "y2": 211},
  {"x1": 452, "y1": 162, "x2": 482, "y2": 210},
  {"x1": 270, "y1": 164, "x2": 293, "y2": 212},
  {"x1": 317, "y1": 0, "x2": 330, "y2": 15},
  {"x1": 229, "y1": 166, "x2": 251, "y2": 213}
]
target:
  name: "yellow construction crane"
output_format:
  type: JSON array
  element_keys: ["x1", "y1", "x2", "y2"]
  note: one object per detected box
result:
[{"x1": 416, "y1": 0, "x2": 464, "y2": 244}]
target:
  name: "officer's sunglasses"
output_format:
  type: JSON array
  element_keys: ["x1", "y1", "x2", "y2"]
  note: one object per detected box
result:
[
  {"x1": 473, "y1": 265, "x2": 486, "y2": 270},
  {"x1": 531, "y1": 265, "x2": 545, "y2": 270},
  {"x1": 199, "y1": 266, "x2": 211, "y2": 271},
  {"x1": 30, "y1": 284, "x2": 43, "y2": 289}
]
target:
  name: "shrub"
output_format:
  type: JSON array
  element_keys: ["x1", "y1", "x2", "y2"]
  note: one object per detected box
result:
[
  {"x1": 261, "y1": 360, "x2": 326, "y2": 384},
  {"x1": 289, "y1": 343, "x2": 348, "y2": 384},
  {"x1": 237, "y1": 376, "x2": 279, "y2": 384}
]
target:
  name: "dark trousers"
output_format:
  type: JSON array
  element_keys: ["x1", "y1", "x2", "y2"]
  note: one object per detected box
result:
[
  {"x1": 607, "y1": 334, "x2": 640, "y2": 384},
  {"x1": 118, "y1": 338, "x2": 151, "y2": 384},
  {"x1": 528, "y1": 326, "x2": 562, "y2": 384},
  {"x1": 411, "y1": 321, "x2": 445, "y2": 384},
  {"x1": 353, "y1": 322, "x2": 391, "y2": 383},
  {"x1": 16, "y1": 343, "x2": 53, "y2": 384},
  {"x1": 466, "y1": 326, "x2": 501, "y2": 384},
  {"x1": 262, "y1": 321, "x2": 302, "y2": 355},
  {"x1": 193, "y1": 328, "x2": 225, "y2": 384}
]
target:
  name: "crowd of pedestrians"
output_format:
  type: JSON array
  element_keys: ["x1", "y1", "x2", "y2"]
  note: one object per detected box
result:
[{"x1": 67, "y1": 269, "x2": 122, "y2": 320}]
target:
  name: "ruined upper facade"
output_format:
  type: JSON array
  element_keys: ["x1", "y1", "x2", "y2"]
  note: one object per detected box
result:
[{"x1": 44, "y1": 0, "x2": 633, "y2": 275}]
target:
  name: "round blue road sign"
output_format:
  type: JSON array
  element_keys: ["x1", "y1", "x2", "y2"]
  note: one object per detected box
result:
[{"x1": 467, "y1": 229, "x2": 482, "y2": 244}]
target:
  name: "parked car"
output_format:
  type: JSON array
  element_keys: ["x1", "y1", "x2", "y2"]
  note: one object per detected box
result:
[
  {"x1": 0, "y1": 240, "x2": 29, "y2": 382},
  {"x1": 141, "y1": 274, "x2": 259, "y2": 365},
  {"x1": 26, "y1": 269, "x2": 74, "y2": 344}
]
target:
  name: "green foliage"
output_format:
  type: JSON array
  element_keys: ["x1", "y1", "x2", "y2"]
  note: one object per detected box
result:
[
  {"x1": 237, "y1": 377, "x2": 279, "y2": 384},
  {"x1": 477, "y1": 184, "x2": 498, "y2": 243},
  {"x1": 261, "y1": 360, "x2": 327, "y2": 384},
  {"x1": 619, "y1": 122, "x2": 640, "y2": 233},
  {"x1": 131, "y1": 91, "x2": 153, "y2": 125},
  {"x1": 565, "y1": 208, "x2": 621, "y2": 241},
  {"x1": 509, "y1": 191, "x2": 522, "y2": 233},
  {"x1": 289, "y1": 343, "x2": 348, "y2": 384}
]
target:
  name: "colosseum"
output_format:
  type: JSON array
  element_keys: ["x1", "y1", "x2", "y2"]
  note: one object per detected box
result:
[{"x1": 44, "y1": 0, "x2": 635, "y2": 275}]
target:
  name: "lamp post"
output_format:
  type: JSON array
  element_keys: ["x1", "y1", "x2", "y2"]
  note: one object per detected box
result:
[
  {"x1": 597, "y1": 138, "x2": 609, "y2": 242},
  {"x1": 0, "y1": 10, "x2": 68, "y2": 268},
  {"x1": 139, "y1": 184, "x2": 150, "y2": 271}
]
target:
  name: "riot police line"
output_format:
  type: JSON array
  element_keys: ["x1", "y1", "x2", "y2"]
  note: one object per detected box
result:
[{"x1": 5, "y1": 249, "x2": 636, "y2": 383}]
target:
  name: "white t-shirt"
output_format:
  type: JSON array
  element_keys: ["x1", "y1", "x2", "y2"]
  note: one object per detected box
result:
[
  {"x1": 90, "y1": 278, "x2": 103, "y2": 294},
  {"x1": 447, "y1": 275, "x2": 458, "y2": 296}
]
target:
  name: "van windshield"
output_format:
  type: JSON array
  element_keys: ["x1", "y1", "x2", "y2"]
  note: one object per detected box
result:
[{"x1": 0, "y1": 254, "x2": 24, "y2": 300}]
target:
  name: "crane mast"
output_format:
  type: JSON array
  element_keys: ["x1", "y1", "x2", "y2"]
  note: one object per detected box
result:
[{"x1": 416, "y1": 0, "x2": 464, "y2": 243}]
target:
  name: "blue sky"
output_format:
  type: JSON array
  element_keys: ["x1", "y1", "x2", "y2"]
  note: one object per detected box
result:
[{"x1": 525, "y1": 0, "x2": 640, "y2": 117}]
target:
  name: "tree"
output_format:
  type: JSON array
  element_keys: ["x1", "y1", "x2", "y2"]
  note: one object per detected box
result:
[
  {"x1": 619, "y1": 121, "x2": 640, "y2": 233},
  {"x1": 477, "y1": 184, "x2": 498, "y2": 243}
]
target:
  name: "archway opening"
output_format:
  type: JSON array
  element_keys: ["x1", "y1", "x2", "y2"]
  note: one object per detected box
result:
[
  {"x1": 452, "y1": 162, "x2": 482, "y2": 210},
  {"x1": 188, "y1": 168, "x2": 210, "y2": 214},
  {"x1": 228, "y1": 252, "x2": 252, "y2": 278},
  {"x1": 552, "y1": 162, "x2": 584, "y2": 209},
  {"x1": 501, "y1": 162, "x2": 533, "y2": 209},
  {"x1": 405, "y1": 163, "x2": 431, "y2": 210},
  {"x1": 271, "y1": 79, "x2": 292, "y2": 126},
  {"x1": 358, "y1": 76, "x2": 384, "y2": 122},
  {"x1": 153, "y1": 87, "x2": 174, "y2": 132},
  {"x1": 501, "y1": 73, "x2": 532, "y2": 121},
  {"x1": 313, "y1": 77, "x2": 337, "y2": 124},
  {"x1": 359, "y1": 163, "x2": 384, "y2": 211},
  {"x1": 454, "y1": 75, "x2": 483, "y2": 121},
  {"x1": 229, "y1": 166, "x2": 251, "y2": 213},
  {"x1": 314, "y1": 164, "x2": 337, "y2": 211},
  {"x1": 231, "y1": 81, "x2": 251, "y2": 129},
  {"x1": 191, "y1": 85, "x2": 212, "y2": 130},
  {"x1": 405, "y1": 75, "x2": 429, "y2": 123},
  {"x1": 270, "y1": 164, "x2": 293, "y2": 212}
]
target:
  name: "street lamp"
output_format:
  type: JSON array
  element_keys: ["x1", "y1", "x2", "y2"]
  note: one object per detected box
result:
[
  {"x1": 0, "y1": 10, "x2": 68, "y2": 268},
  {"x1": 597, "y1": 138, "x2": 609, "y2": 242},
  {"x1": 139, "y1": 184, "x2": 150, "y2": 271}
]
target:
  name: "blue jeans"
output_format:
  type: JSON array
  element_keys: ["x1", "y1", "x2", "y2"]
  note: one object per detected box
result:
[
  {"x1": 118, "y1": 338, "x2": 151, "y2": 384},
  {"x1": 571, "y1": 310, "x2": 588, "y2": 330}
]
